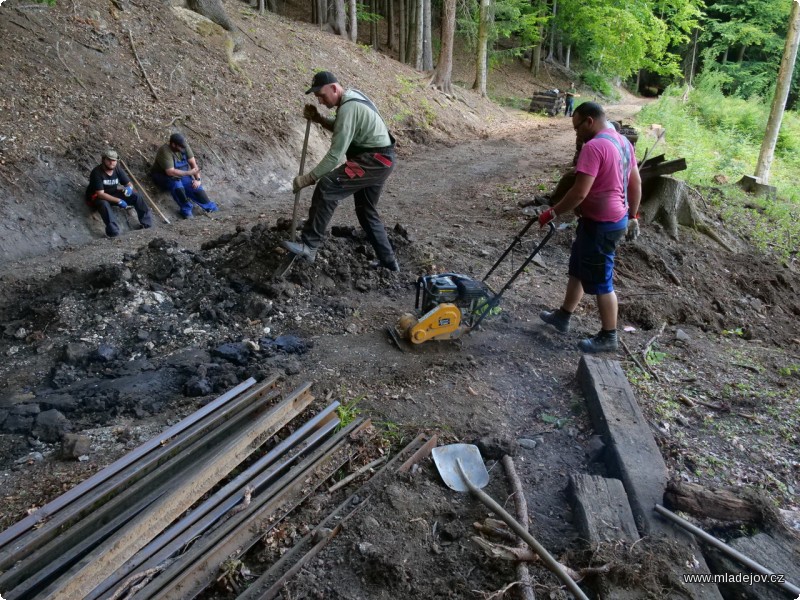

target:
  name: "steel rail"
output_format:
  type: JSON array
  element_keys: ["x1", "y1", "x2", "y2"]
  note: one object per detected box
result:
[
  {"x1": 0, "y1": 383, "x2": 286, "y2": 594},
  {"x1": 135, "y1": 419, "x2": 370, "y2": 600},
  {"x1": 236, "y1": 432, "x2": 430, "y2": 599},
  {"x1": 89, "y1": 403, "x2": 341, "y2": 600},
  {"x1": 37, "y1": 385, "x2": 316, "y2": 600},
  {"x1": 0, "y1": 377, "x2": 259, "y2": 552}
]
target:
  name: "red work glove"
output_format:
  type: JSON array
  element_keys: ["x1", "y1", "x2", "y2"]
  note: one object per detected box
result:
[{"x1": 538, "y1": 207, "x2": 556, "y2": 228}]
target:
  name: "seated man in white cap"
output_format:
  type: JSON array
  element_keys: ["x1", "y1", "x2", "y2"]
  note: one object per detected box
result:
[{"x1": 85, "y1": 148, "x2": 152, "y2": 237}]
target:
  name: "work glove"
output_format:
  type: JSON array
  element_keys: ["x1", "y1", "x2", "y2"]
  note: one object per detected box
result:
[
  {"x1": 123, "y1": 184, "x2": 133, "y2": 197},
  {"x1": 117, "y1": 200, "x2": 128, "y2": 209},
  {"x1": 293, "y1": 172, "x2": 316, "y2": 194},
  {"x1": 626, "y1": 218, "x2": 640, "y2": 241},
  {"x1": 303, "y1": 104, "x2": 321, "y2": 123},
  {"x1": 538, "y1": 207, "x2": 556, "y2": 228}
]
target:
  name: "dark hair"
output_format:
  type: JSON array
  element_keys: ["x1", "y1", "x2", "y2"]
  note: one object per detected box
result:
[{"x1": 573, "y1": 101, "x2": 605, "y2": 120}]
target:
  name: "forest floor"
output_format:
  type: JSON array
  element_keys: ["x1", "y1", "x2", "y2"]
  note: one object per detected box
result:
[{"x1": 0, "y1": 0, "x2": 799, "y2": 597}]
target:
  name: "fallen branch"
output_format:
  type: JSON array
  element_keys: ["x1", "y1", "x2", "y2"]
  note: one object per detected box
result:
[
  {"x1": 56, "y1": 40, "x2": 87, "y2": 90},
  {"x1": 620, "y1": 338, "x2": 659, "y2": 382},
  {"x1": 502, "y1": 455, "x2": 535, "y2": 600},
  {"x1": 642, "y1": 321, "x2": 667, "y2": 364},
  {"x1": 328, "y1": 455, "x2": 387, "y2": 493},
  {"x1": 473, "y1": 521, "x2": 518, "y2": 545},
  {"x1": 128, "y1": 28, "x2": 160, "y2": 101}
]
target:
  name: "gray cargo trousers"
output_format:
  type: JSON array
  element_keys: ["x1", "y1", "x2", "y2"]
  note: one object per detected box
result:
[{"x1": 301, "y1": 149, "x2": 396, "y2": 265}]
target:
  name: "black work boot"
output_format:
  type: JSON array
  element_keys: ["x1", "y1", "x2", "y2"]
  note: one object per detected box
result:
[
  {"x1": 370, "y1": 258, "x2": 400, "y2": 272},
  {"x1": 281, "y1": 240, "x2": 317, "y2": 263},
  {"x1": 578, "y1": 329, "x2": 619, "y2": 353},
  {"x1": 539, "y1": 308, "x2": 571, "y2": 333}
]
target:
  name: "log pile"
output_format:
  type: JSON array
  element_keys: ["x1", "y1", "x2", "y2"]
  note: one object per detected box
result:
[{"x1": 529, "y1": 90, "x2": 564, "y2": 116}]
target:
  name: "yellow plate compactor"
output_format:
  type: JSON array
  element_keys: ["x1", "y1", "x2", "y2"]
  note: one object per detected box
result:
[{"x1": 388, "y1": 220, "x2": 555, "y2": 348}]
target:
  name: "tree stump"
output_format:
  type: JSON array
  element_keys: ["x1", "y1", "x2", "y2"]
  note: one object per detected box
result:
[{"x1": 641, "y1": 176, "x2": 734, "y2": 251}]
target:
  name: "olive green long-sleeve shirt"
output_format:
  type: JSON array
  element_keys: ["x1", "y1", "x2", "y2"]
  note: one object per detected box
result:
[{"x1": 310, "y1": 89, "x2": 392, "y2": 180}]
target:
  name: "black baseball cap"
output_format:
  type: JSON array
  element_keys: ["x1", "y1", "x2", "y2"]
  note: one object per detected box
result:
[
  {"x1": 306, "y1": 71, "x2": 338, "y2": 94},
  {"x1": 169, "y1": 133, "x2": 187, "y2": 147}
]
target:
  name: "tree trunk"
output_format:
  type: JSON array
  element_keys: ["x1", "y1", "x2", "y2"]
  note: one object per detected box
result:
[
  {"x1": 547, "y1": 0, "x2": 557, "y2": 61},
  {"x1": 737, "y1": 44, "x2": 747, "y2": 62},
  {"x1": 531, "y1": 25, "x2": 543, "y2": 75},
  {"x1": 406, "y1": 0, "x2": 415, "y2": 64},
  {"x1": 349, "y1": 0, "x2": 357, "y2": 41},
  {"x1": 371, "y1": 0, "x2": 379, "y2": 48},
  {"x1": 415, "y1": 0, "x2": 423, "y2": 68},
  {"x1": 722, "y1": 47, "x2": 728, "y2": 63},
  {"x1": 258, "y1": 0, "x2": 264, "y2": 15},
  {"x1": 422, "y1": 0, "x2": 432, "y2": 70},
  {"x1": 687, "y1": 27, "x2": 699, "y2": 85},
  {"x1": 564, "y1": 43, "x2": 570, "y2": 69},
  {"x1": 335, "y1": 0, "x2": 347, "y2": 36},
  {"x1": 754, "y1": 0, "x2": 800, "y2": 184},
  {"x1": 387, "y1": 0, "x2": 394, "y2": 49},
  {"x1": 473, "y1": 0, "x2": 489, "y2": 96},
  {"x1": 429, "y1": 0, "x2": 455, "y2": 93},
  {"x1": 398, "y1": 0, "x2": 406, "y2": 62}
]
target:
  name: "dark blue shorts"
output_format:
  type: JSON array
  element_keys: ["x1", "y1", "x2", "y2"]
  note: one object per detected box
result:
[{"x1": 568, "y1": 217, "x2": 627, "y2": 295}]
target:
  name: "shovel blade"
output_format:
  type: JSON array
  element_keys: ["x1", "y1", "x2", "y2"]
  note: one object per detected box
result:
[
  {"x1": 432, "y1": 444, "x2": 489, "y2": 492},
  {"x1": 273, "y1": 254, "x2": 296, "y2": 279}
]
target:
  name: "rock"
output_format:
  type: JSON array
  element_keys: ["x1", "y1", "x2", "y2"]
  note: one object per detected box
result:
[
  {"x1": 61, "y1": 433, "x2": 91, "y2": 459},
  {"x1": 38, "y1": 393, "x2": 80, "y2": 413},
  {"x1": 331, "y1": 226, "x2": 356, "y2": 238},
  {"x1": 585, "y1": 434, "x2": 606, "y2": 462},
  {"x1": 184, "y1": 376, "x2": 213, "y2": 397},
  {"x1": 137, "y1": 330, "x2": 151, "y2": 341},
  {"x1": 346, "y1": 323, "x2": 359, "y2": 334},
  {"x1": 518, "y1": 438, "x2": 537, "y2": 450},
  {"x1": 212, "y1": 342, "x2": 252, "y2": 366},
  {"x1": 63, "y1": 342, "x2": 91, "y2": 366},
  {"x1": 261, "y1": 335, "x2": 313, "y2": 355},
  {"x1": 32, "y1": 409, "x2": 71, "y2": 442},
  {"x1": 475, "y1": 435, "x2": 517, "y2": 459},
  {"x1": 0, "y1": 409, "x2": 7, "y2": 427},
  {"x1": 3, "y1": 413, "x2": 34, "y2": 434},
  {"x1": 94, "y1": 344, "x2": 118, "y2": 363},
  {"x1": 675, "y1": 329, "x2": 691, "y2": 343}
]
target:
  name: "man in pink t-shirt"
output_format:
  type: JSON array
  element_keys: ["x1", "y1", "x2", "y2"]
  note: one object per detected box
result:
[{"x1": 537, "y1": 102, "x2": 642, "y2": 353}]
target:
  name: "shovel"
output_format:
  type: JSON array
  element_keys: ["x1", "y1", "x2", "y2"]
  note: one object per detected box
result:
[
  {"x1": 273, "y1": 118, "x2": 312, "y2": 279},
  {"x1": 432, "y1": 444, "x2": 590, "y2": 600}
]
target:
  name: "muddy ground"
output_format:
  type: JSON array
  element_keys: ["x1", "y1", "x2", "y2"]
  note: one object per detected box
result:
[{"x1": 1, "y1": 0, "x2": 799, "y2": 596}]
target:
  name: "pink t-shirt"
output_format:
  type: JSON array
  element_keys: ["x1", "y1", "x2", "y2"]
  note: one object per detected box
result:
[{"x1": 575, "y1": 128, "x2": 633, "y2": 223}]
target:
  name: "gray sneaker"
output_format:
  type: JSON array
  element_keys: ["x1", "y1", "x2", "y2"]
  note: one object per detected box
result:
[
  {"x1": 539, "y1": 308, "x2": 571, "y2": 333},
  {"x1": 578, "y1": 331, "x2": 619, "y2": 353},
  {"x1": 281, "y1": 240, "x2": 317, "y2": 263}
]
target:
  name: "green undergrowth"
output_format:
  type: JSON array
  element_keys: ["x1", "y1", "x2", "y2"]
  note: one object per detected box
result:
[{"x1": 635, "y1": 79, "x2": 800, "y2": 261}]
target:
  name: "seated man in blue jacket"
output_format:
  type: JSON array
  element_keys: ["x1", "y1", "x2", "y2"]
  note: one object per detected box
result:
[{"x1": 150, "y1": 133, "x2": 218, "y2": 218}]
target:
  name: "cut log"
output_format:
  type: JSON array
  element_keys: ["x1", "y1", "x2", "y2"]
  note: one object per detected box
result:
[
  {"x1": 569, "y1": 474, "x2": 640, "y2": 545},
  {"x1": 664, "y1": 481, "x2": 762, "y2": 523},
  {"x1": 640, "y1": 158, "x2": 687, "y2": 181}
]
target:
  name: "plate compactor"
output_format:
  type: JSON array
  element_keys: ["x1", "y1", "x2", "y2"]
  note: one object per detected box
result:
[{"x1": 388, "y1": 221, "x2": 555, "y2": 348}]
